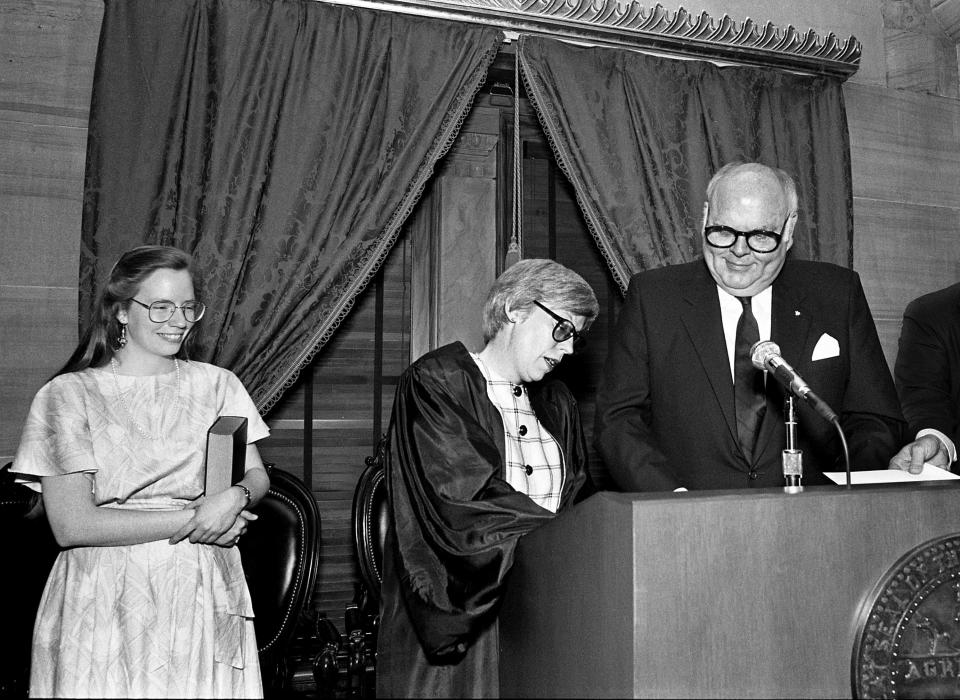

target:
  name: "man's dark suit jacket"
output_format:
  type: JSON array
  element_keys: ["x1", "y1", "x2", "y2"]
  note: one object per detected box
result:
[
  {"x1": 895, "y1": 282, "x2": 960, "y2": 456},
  {"x1": 595, "y1": 258, "x2": 905, "y2": 491}
]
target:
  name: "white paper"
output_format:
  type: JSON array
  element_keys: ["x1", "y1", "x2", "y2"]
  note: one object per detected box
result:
[{"x1": 823, "y1": 464, "x2": 960, "y2": 485}]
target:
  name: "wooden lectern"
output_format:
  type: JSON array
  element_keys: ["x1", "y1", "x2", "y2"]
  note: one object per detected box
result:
[{"x1": 499, "y1": 483, "x2": 960, "y2": 698}]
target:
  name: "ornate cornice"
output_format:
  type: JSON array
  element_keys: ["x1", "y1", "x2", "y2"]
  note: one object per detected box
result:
[{"x1": 318, "y1": 0, "x2": 861, "y2": 79}]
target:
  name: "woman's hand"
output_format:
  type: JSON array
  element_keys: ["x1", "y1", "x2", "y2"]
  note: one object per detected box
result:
[
  {"x1": 210, "y1": 510, "x2": 258, "y2": 548},
  {"x1": 169, "y1": 487, "x2": 254, "y2": 544}
]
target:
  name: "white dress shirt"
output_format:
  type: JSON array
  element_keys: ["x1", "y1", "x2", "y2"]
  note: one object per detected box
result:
[{"x1": 717, "y1": 284, "x2": 773, "y2": 383}]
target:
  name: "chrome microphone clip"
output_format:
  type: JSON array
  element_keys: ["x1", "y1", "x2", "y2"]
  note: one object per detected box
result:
[{"x1": 782, "y1": 395, "x2": 803, "y2": 493}]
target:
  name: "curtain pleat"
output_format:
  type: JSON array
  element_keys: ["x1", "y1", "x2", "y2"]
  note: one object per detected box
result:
[
  {"x1": 517, "y1": 35, "x2": 853, "y2": 293},
  {"x1": 81, "y1": 0, "x2": 503, "y2": 411}
]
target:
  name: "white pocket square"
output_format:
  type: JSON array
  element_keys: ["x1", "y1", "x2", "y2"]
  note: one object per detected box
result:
[{"x1": 812, "y1": 333, "x2": 839, "y2": 361}]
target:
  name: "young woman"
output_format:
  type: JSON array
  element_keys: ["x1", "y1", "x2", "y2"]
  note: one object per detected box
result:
[
  {"x1": 12, "y1": 245, "x2": 270, "y2": 698},
  {"x1": 377, "y1": 258, "x2": 599, "y2": 697}
]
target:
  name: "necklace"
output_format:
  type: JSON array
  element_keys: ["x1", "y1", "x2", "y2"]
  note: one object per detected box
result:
[{"x1": 110, "y1": 357, "x2": 181, "y2": 440}]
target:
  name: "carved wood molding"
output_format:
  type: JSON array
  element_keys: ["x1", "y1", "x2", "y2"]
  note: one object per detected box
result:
[{"x1": 319, "y1": 0, "x2": 861, "y2": 79}]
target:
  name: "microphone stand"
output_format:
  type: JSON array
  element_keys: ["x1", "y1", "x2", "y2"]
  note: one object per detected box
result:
[{"x1": 782, "y1": 396, "x2": 803, "y2": 493}]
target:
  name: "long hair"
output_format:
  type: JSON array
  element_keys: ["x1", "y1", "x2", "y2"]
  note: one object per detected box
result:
[{"x1": 55, "y1": 246, "x2": 201, "y2": 377}]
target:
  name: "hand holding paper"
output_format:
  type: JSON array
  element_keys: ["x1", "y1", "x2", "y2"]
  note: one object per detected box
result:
[{"x1": 888, "y1": 433, "x2": 953, "y2": 474}]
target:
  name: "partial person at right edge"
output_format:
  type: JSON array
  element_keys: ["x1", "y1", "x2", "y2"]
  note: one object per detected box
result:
[{"x1": 888, "y1": 282, "x2": 960, "y2": 474}]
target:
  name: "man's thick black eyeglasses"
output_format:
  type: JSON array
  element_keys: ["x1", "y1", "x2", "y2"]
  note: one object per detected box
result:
[
  {"x1": 130, "y1": 298, "x2": 206, "y2": 323},
  {"x1": 704, "y1": 217, "x2": 788, "y2": 254},
  {"x1": 533, "y1": 300, "x2": 584, "y2": 348}
]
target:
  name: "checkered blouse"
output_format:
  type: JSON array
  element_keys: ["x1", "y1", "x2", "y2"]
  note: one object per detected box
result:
[{"x1": 471, "y1": 353, "x2": 565, "y2": 513}]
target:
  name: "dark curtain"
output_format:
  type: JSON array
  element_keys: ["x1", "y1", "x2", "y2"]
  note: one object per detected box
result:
[
  {"x1": 80, "y1": 0, "x2": 503, "y2": 411},
  {"x1": 518, "y1": 35, "x2": 854, "y2": 293}
]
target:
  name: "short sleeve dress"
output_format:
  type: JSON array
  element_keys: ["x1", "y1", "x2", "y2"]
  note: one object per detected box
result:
[{"x1": 11, "y1": 360, "x2": 270, "y2": 699}]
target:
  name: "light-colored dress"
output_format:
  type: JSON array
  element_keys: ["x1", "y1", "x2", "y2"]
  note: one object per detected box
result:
[{"x1": 12, "y1": 360, "x2": 270, "y2": 699}]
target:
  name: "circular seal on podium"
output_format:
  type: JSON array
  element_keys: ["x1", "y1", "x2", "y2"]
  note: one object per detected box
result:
[{"x1": 853, "y1": 534, "x2": 960, "y2": 698}]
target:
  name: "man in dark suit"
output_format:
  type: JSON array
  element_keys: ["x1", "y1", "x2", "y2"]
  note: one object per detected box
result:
[
  {"x1": 595, "y1": 161, "x2": 906, "y2": 491},
  {"x1": 890, "y1": 283, "x2": 960, "y2": 473}
]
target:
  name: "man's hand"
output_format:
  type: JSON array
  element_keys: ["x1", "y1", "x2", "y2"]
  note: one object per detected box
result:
[{"x1": 888, "y1": 434, "x2": 952, "y2": 474}]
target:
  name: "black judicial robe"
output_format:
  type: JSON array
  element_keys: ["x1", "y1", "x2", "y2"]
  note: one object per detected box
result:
[{"x1": 376, "y1": 342, "x2": 590, "y2": 698}]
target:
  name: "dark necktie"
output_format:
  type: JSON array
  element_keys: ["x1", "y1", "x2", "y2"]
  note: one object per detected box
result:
[{"x1": 734, "y1": 296, "x2": 766, "y2": 461}]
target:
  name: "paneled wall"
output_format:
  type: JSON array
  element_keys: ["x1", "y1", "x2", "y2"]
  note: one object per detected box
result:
[
  {"x1": 1, "y1": 0, "x2": 103, "y2": 462},
  {"x1": 848, "y1": 82, "x2": 960, "y2": 370}
]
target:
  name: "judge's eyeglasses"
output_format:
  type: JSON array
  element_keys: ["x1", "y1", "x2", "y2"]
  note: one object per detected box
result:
[{"x1": 533, "y1": 300, "x2": 584, "y2": 348}]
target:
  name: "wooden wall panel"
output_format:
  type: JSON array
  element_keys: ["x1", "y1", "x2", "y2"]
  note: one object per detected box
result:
[
  {"x1": 410, "y1": 106, "x2": 500, "y2": 361},
  {"x1": 0, "y1": 286, "x2": 76, "y2": 463},
  {"x1": 0, "y1": 117, "x2": 86, "y2": 460},
  {"x1": 0, "y1": 0, "x2": 101, "y2": 462},
  {"x1": 846, "y1": 82, "x2": 960, "y2": 208},
  {"x1": 0, "y1": 0, "x2": 102, "y2": 113},
  {"x1": 847, "y1": 81, "x2": 960, "y2": 372},
  {"x1": 884, "y1": 29, "x2": 959, "y2": 98},
  {"x1": 309, "y1": 428, "x2": 377, "y2": 623},
  {"x1": 0, "y1": 120, "x2": 86, "y2": 285},
  {"x1": 853, "y1": 197, "x2": 960, "y2": 368},
  {"x1": 436, "y1": 173, "x2": 497, "y2": 354}
]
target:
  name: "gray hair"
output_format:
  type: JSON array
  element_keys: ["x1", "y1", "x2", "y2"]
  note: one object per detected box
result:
[
  {"x1": 481, "y1": 258, "x2": 599, "y2": 344},
  {"x1": 705, "y1": 161, "x2": 799, "y2": 214}
]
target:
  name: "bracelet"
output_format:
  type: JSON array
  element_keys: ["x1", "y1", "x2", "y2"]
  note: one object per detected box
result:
[{"x1": 234, "y1": 483, "x2": 252, "y2": 507}]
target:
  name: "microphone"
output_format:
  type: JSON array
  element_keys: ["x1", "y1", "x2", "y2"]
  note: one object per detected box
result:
[{"x1": 750, "y1": 340, "x2": 838, "y2": 423}]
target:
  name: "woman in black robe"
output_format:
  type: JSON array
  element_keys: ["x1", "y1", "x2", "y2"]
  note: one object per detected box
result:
[{"x1": 377, "y1": 258, "x2": 599, "y2": 697}]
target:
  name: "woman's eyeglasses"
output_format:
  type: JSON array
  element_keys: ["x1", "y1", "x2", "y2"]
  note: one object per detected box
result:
[
  {"x1": 533, "y1": 300, "x2": 584, "y2": 348},
  {"x1": 130, "y1": 299, "x2": 206, "y2": 323}
]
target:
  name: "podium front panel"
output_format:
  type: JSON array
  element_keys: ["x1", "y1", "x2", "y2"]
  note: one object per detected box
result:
[{"x1": 499, "y1": 483, "x2": 960, "y2": 698}]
